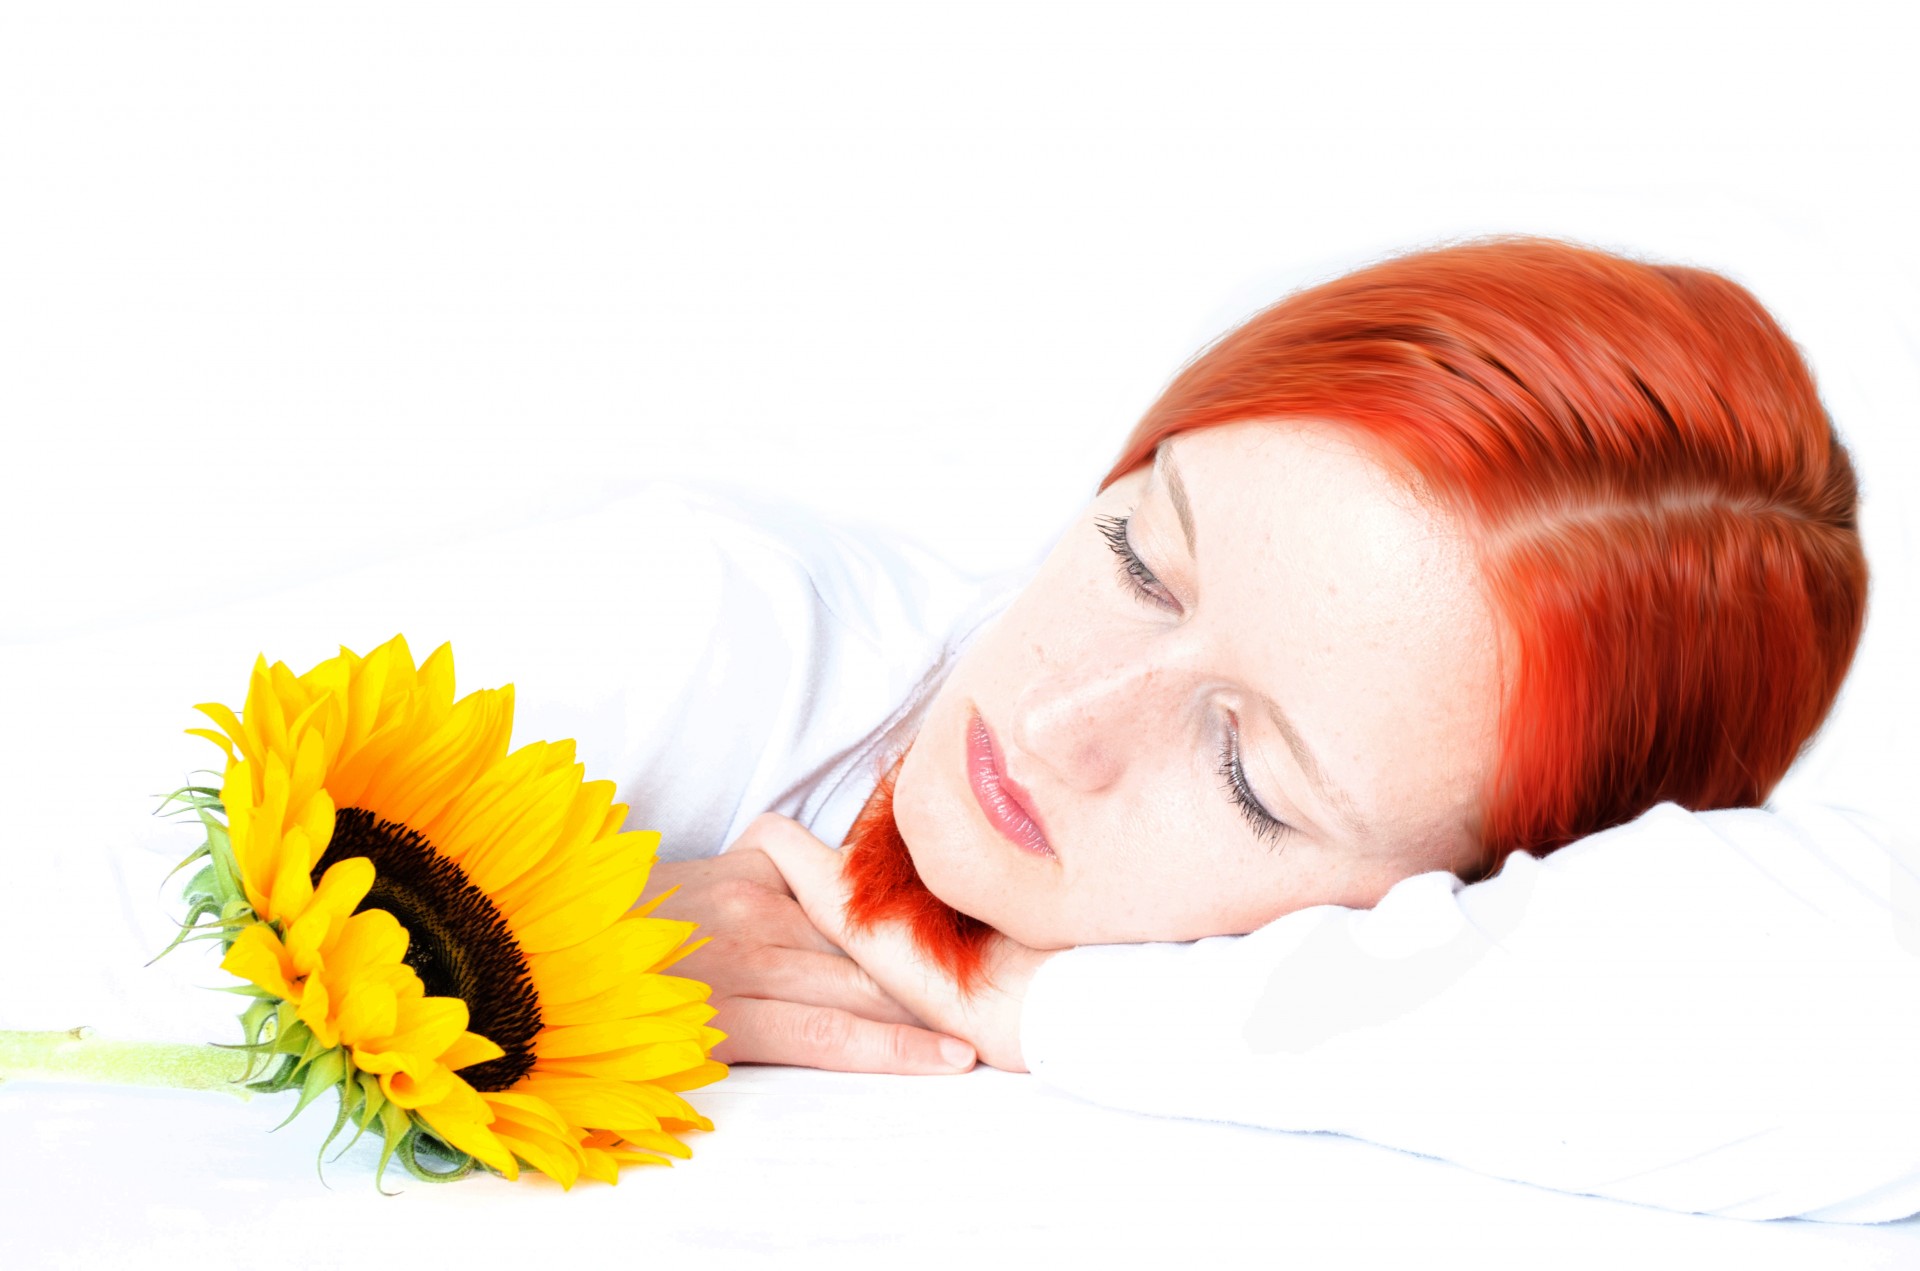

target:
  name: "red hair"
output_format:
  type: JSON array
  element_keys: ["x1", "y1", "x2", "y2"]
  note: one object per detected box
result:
[
  {"x1": 844, "y1": 235, "x2": 1868, "y2": 982},
  {"x1": 841, "y1": 746, "x2": 996, "y2": 994}
]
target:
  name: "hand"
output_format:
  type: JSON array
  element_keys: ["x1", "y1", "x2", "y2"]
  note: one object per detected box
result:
[
  {"x1": 744, "y1": 813, "x2": 1057, "y2": 1072},
  {"x1": 637, "y1": 819, "x2": 979, "y2": 1075}
]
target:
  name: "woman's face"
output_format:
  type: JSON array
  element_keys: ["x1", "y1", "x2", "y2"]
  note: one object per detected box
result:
[{"x1": 891, "y1": 419, "x2": 1504, "y2": 950}]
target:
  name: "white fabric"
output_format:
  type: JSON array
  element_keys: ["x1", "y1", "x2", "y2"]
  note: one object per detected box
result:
[
  {"x1": 0, "y1": 479, "x2": 1029, "y2": 1050},
  {"x1": 4, "y1": 476, "x2": 1918, "y2": 1260},
  {"x1": 1022, "y1": 799, "x2": 1920, "y2": 1222}
]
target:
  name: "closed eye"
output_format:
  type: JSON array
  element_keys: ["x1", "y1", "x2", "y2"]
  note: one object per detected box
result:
[
  {"x1": 1219, "y1": 717, "x2": 1293, "y2": 848},
  {"x1": 1096, "y1": 509, "x2": 1292, "y2": 849},
  {"x1": 1094, "y1": 512, "x2": 1178, "y2": 613}
]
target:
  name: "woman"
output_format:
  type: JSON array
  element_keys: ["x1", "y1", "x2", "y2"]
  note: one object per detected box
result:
[{"x1": 640, "y1": 236, "x2": 1902, "y2": 1218}]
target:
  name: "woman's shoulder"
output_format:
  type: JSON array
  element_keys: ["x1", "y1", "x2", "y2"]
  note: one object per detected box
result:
[{"x1": 565, "y1": 478, "x2": 1032, "y2": 860}]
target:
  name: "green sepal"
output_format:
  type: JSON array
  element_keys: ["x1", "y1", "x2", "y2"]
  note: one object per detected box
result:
[
  {"x1": 155, "y1": 784, "x2": 224, "y2": 814},
  {"x1": 210, "y1": 997, "x2": 284, "y2": 1083},
  {"x1": 160, "y1": 840, "x2": 212, "y2": 890},
  {"x1": 197, "y1": 808, "x2": 243, "y2": 914},
  {"x1": 180, "y1": 863, "x2": 219, "y2": 906},
  {"x1": 148, "y1": 902, "x2": 228, "y2": 966},
  {"x1": 292, "y1": 1025, "x2": 332, "y2": 1076},
  {"x1": 373, "y1": 1097, "x2": 413, "y2": 1196},
  {"x1": 239, "y1": 998, "x2": 278, "y2": 1081},
  {"x1": 273, "y1": 1047, "x2": 346, "y2": 1132},
  {"x1": 314, "y1": 1050, "x2": 363, "y2": 1171},
  {"x1": 152, "y1": 784, "x2": 254, "y2": 968},
  {"x1": 397, "y1": 1125, "x2": 477, "y2": 1183},
  {"x1": 331, "y1": 1070, "x2": 386, "y2": 1162},
  {"x1": 206, "y1": 982, "x2": 280, "y2": 999},
  {"x1": 151, "y1": 772, "x2": 497, "y2": 1191}
]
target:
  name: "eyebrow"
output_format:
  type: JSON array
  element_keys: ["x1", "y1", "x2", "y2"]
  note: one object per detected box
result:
[
  {"x1": 1155, "y1": 439, "x2": 1370, "y2": 839},
  {"x1": 1155, "y1": 443, "x2": 1197, "y2": 557}
]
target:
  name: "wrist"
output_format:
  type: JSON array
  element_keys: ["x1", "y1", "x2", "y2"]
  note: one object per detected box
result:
[{"x1": 974, "y1": 943, "x2": 1056, "y2": 1072}]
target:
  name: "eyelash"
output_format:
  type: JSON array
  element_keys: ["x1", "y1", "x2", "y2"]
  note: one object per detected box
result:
[
  {"x1": 1218, "y1": 723, "x2": 1292, "y2": 847},
  {"x1": 1093, "y1": 509, "x2": 1293, "y2": 847},
  {"x1": 1093, "y1": 512, "x2": 1175, "y2": 610}
]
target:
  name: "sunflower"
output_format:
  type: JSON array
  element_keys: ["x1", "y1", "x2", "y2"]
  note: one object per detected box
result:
[{"x1": 175, "y1": 634, "x2": 726, "y2": 1188}]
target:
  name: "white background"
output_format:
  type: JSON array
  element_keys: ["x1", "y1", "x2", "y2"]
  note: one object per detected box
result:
[
  {"x1": 5, "y1": 0, "x2": 1914, "y2": 813},
  {"x1": 2, "y1": 3, "x2": 1919, "y2": 1263},
  {"x1": 2, "y1": 2, "x2": 1914, "y2": 626}
]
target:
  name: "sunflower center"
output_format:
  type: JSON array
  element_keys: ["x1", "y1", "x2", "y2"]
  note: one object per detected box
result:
[{"x1": 310, "y1": 807, "x2": 542, "y2": 1092}]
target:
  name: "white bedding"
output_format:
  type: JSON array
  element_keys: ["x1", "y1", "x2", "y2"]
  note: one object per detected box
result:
[
  {"x1": 9, "y1": 1068, "x2": 1920, "y2": 1268},
  {"x1": 2, "y1": 479, "x2": 1916, "y2": 1266}
]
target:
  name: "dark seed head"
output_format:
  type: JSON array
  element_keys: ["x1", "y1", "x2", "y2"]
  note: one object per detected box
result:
[{"x1": 310, "y1": 807, "x2": 541, "y2": 1092}]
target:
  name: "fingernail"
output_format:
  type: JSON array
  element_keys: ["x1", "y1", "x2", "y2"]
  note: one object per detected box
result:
[{"x1": 939, "y1": 1038, "x2": 975, "y2": 1070}]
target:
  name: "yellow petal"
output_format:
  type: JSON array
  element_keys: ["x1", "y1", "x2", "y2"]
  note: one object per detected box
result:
[
  {"x1": 650, "y1": 1059, "x2": 729, "y2": 1095},
  {"x1": 482, "y1": 1090, "x2": 574, "y2": 1139},
  {"x1": 193, "y1": 702, "x2": 252, "y2": 766},
  {"x1": 377, "y1": 1061, "x2": 456, "y2": 1110},
  {"x1": 481, "y1": 1093, "x2": 583, "y2": 1190},
  {"x1": 611, "y1": 1128, "x2": 695, "y2": 1160},
  {"x1": 244, "y1": 755, "x2": 292, "y2": 920},
  {"x1": 416, "y1": 740, "x2": 554, "y2": 863},
  {"x1": 440, "y1": 1030, "x2": 507, "y2": 1072},
  {"x1": 515, "y1": 1074, "x2": 665, "y2": 1136},
  {"x1": 482, "y1": 777, "x2": 617, "y2": 919},
  {"x1": 296, "y1": 971, "x2": 337, "y2": 1048},
  {"x1": 533, "y1": 1017, "x2": 708, "y2": 1059},
  {"x1": 536, "y1": 1040, "x2": 709, "y2": 1084},
  {"x1": 221, "y1": 923, "x2": 299, "y2": 1001},
  {"x1": 541, "y1": 739, "x2": 577, "y2": 773},
  {"x1": 579, "y1": 1146, "x2": 621, "y2": 1184},
  {"x1": 417, "y1": 1080, "x2": 520, "y2": 1179},
  {"x1": 457, "y1": 765, "x2": 579, "y2": 895},
  {"x1": 247, "y1": 655, "x2": 288, "y2": 761},
  {"x1": 220, "y1": 761, "x2": 267, "y2": 916},
  {"x1": 283, "y1": 856, "x2": 375, "y2": 976},
  {"x1": 524, "y1": 1073, "x2": 709, "y2": 1127},
  {"x1": 367, "y1": 687, "x2": 513, "y2": 830},
  {"x1": 527, "y1": 914, "x2": 700, "y2": 1004},
  {"x1": 267, "y1": 823, "x2": 317, "y2": 927},
  {"x1": 363, "y1": 995, "x2": 469, "y2": 1060},
  {"x1": 316, "y1": 907, "x2": 409, "y2": 1002},
  {"x1": 184, "y1": 727, "x2": 236, "y2": 765},
  {"x1": 337, "y1": 978, "x2": 398, "y2": 1044},
  {"x1": 508, "y1": 830, "x2": 661, "y2": 954},
  {"x1": 538, "y1": 972, "x2": 711, "y2": 1028}
]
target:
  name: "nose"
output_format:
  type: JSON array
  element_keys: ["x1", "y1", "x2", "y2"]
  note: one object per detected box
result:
[{"x1": 1007, "y1": 646, "x2": 1185, "y2": 794}]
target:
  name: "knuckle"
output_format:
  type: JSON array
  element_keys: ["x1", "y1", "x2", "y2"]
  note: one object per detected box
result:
[
  {"x1": 724, "y1": 843, "x2": 786, "y2": 890},
  {"x1": 881, "y1": 1025, "x2": 919, "y2": 1069},
  {"x1": 710, "y1": 877, "x2": 769, "y2": 923},
  {"x1": 746, "y1": 812, "x2": 788, "y2": 837},
  {"x1": 796, "y1": 1007, "x2": 851, "y2": 1054},
  {"x1": 736, "y1": 941, "x2": 780, "y2": 979},
  {"x1": 730, "y1": 843, "x2": 774, "y2": 869}
]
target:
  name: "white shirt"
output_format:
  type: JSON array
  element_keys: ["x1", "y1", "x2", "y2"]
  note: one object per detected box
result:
[{"x1": 604, "y1": 481, "x2": 1920, "y2": 1224}]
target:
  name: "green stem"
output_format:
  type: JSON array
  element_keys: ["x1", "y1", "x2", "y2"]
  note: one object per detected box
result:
[{"x1": 0, "y1": 1027, "x2": 255, "y2": 1099}]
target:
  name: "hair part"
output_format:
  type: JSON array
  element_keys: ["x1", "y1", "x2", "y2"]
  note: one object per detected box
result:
[{"x1": 1099, "y1": 235, "x2": 1868, "y2": 876}]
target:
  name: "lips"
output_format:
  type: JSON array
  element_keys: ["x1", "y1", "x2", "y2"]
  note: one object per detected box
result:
[{"x1": 965, "y1": 708, "x2": 1055, "y2": 858}]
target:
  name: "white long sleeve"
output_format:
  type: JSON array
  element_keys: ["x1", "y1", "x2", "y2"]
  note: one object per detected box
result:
[{"x1": 1020, "y1": 797, "x2": 1920, "y2": 1221}]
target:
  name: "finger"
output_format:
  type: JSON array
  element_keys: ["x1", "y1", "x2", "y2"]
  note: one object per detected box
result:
[
  {"x1": 712, "y1": 996, "x2": 975, "y2": 1075},
  {"x1": 741, "y1": 948, "x2": 928, "y2": 1027},
  {"x1": 645, "y1": 860, "x2": 846, "y2": 958},
  {"x1": 711, "y1": 840, "x2": 793, "y2": 894},
  {"x1": 703, "y1": 874, "x2": 847, "y2": 957},
  {"x1": 745, "y1": 815, "x2": 856, "y2": 947}
]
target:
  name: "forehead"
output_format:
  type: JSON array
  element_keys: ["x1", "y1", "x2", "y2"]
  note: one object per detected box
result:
[{"x1": 1158, "y1": 421, "x2": 1500, "y2": 841}]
